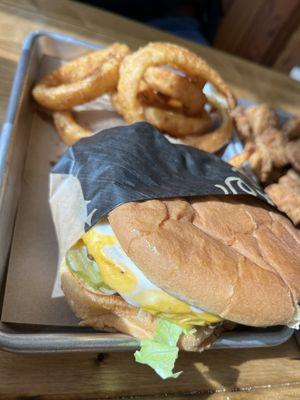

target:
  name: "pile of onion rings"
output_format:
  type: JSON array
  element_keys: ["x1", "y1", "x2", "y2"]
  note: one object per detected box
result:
[
  {"x1": 33, "y1": 41, "x2": 236, "y2": 150},
  {"x1": 114, "y1": 42, "x2": 235, "y2": 141},
  {"x1": 116, "y1": 42, "x2": 235, "y2": 124}
]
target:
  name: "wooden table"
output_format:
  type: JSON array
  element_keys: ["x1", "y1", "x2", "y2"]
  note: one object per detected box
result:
[{"x1": 0, "y1": 1, "x2": 300, "y2": 398}]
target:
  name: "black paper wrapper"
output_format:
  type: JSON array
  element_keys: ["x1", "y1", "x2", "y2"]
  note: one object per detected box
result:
[{"x1": 52, "y1": 122, "x2": 273, "y2": 230}]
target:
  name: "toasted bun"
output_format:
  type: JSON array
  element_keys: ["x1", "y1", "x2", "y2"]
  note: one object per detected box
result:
[
  {"x1": 108, "y1": 196, "x2": 300, "y2": 327},
  {"x1": 61, "y1": 260, "x2": 219, "y2": 351}
]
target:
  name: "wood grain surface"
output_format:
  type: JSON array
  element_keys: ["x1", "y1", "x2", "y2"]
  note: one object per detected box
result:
[
  {"x1": 274, "y1": 24, "x2": 300, "y2": 73},
  {"x1": 215, "y1": 0, "x2": 300, "y2": 71},
  {"x1": 0, "y1": 0, "x2": 300, "y2": 398},
  {"x1": 1, "y1": 339, "x2": 300, "y2": 399}
]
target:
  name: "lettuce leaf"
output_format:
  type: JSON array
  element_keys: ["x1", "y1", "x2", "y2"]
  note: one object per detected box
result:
[
  {"x1": 66, "y1": 244, "x2": 115, "y2": 295},
  {"x1": 134, "y1": 319, "x2": 183, "y2": 379}
]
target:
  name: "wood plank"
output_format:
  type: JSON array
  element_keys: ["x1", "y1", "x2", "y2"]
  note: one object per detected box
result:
[
  {"x1": 214, "y1": 0, "x2": 300, "y2": 67},
  {"x1": 274, "y1": 25, "x2": 300, "y2": 73},
  {"x1": 0, "y1": 338, "x2": 300, "y2": 398},
  {"x1": 215, "y1": 0, "x2": 264, "y2": 55},
  {"x1": 170, "y1": 384, "x2": 300, "y2": 399}
]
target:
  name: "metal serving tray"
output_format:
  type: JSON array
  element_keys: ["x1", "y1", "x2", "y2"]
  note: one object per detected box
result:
[{"x1": 0, "y1": 31, "x2": 294, "y2": 353}]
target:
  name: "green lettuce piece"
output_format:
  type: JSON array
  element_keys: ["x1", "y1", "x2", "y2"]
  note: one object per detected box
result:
[
  {"x1": 134, "y1": 319, "x2": 183, "y2": 379},
  {"x1": 66, "y1": 245, "x2": 115, "y2": 294}
]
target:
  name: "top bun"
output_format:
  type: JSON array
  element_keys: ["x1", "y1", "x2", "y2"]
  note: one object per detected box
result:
[{"x1": 108, "y1": 195, "x2": 300, "y2": 327}]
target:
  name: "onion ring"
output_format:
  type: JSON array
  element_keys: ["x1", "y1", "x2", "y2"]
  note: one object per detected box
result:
[
  {"x1": 143, "y1": 106, "x2": 212, "y2": 137},
  {"x1": 111, "y1": 93, "x2": 125, "y2": 115},
  {"x1": 117, "y1": 42, "x2": 236, "y2": 123},
  {"x1": 138, "y1": 85, "x2": 190, "y2": 114},
  {"x1": 182, "y1": 102, "x2": 232, "y2": 152},
  {"x1": 143, "y1": 66, "x2": 207, "y2": 116},
  {"x1": 33, "y1": 43, "x2": 130, "y2": 111},
  {"x1": 53, "y1": 111, "x2": 92, "y2": 146},
  {"x1": 113, "y1": 92, "x2": 212, "y2": 138},
  {"x1": 137, "y1": 80, "x2": 169, "y2": 108}
]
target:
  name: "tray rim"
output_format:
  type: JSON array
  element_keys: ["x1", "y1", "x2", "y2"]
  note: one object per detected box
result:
[{"x1": 0, "y1": 30, "x2": 294, "y2": 353}]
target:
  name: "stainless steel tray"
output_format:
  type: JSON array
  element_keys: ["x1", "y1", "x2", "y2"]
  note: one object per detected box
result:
[{"x1": 0, "y1": 31, "x2": 294, "y2": 353}]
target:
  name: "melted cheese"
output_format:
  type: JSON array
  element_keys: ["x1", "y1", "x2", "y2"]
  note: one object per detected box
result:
[
  {"x1": 133, "y1": 289, "x2": 191, "y2": 314},
  {"x1": 82, "y1": 229, "x2": 137, "y2": 294}
]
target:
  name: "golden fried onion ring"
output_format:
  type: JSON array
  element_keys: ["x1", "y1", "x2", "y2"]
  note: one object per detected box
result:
[
  {"x1": 143, "y1": 66, "x2": 207, "y2": 116},
  {"x1": 137, "y1": 80, "x2": 169, "y2": 108},
  {"x1": 144, "y1": 106, "x2": 212, "y2": 137},
  {"x1": 112, "y1": 91, "x2": 212, "y2": 138},
  {"x1": 111, "y1": 93, "x2": 124, "y2": 115},
  {"x1": 138, "y1": 83, "x2": 193, "y2": 115},
  {"x1": 53, "y1": 111, "x2": 92, "y2": 146},
  {"x1": 182, "y1": 101, "x2": 232, "y2": 152},
  {"x1": 33, "y1": 43, "x2": 130, "y2": 111},
  {"x1": 117, "y1": 42, "x2": 236, "y2": 123}
]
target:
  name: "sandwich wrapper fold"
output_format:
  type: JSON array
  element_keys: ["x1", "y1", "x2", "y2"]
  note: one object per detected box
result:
[{"x1": 50, "y1": 121, "x2": 273, "y2": 297}]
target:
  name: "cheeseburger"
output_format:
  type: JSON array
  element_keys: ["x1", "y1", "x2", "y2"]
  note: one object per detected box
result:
[{"x1": 61, "y1": 194, "x2": 300, "y2": 378}]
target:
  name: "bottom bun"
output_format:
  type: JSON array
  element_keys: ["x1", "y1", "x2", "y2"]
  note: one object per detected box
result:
[{"x1": 61, "y1": 260, "x2": 222, "y2": 352}]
